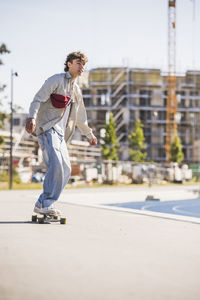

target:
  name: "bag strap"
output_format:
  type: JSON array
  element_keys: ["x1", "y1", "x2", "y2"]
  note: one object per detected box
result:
[{"x1": 64, "y1": 76, "x2": 75, "y2": 102}]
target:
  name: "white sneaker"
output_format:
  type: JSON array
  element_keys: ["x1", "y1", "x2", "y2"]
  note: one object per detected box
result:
[
  {"x1": 33, "y1": 201, "x2": 42, "y2": 214},
  {"x1": 34, "y1": 206, "x2": 42, "y2": 214},
  {"x1": 39, "y1": 205, "x2": 61, "y2": 216}
]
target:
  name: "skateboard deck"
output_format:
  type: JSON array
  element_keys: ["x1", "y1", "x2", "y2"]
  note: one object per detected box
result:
[{"x1": 31, "y1": 213, "x2": 67, "y2": 224}]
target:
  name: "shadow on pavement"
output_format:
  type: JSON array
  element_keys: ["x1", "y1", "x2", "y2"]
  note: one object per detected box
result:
[{"x1": 0, "y1": 221, "x2": 34, "y2": 224}]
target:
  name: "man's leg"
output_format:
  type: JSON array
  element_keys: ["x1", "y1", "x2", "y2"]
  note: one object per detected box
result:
[
  {"x1": 60, "y1": 136, "x2": 71, "y2": 190},
  {"x1": 35, "y1": 128, "x2": 71, "y2": 210}
]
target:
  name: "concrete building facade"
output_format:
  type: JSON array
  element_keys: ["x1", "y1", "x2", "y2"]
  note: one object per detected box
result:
[{"x1": 82, "y1": 67, "x2": 200, "y2": 163}]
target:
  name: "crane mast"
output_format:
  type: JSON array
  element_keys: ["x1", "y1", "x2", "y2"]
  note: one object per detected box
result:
[{"x1": 165, "y1": 0, "x2": 177, "y2": 160}]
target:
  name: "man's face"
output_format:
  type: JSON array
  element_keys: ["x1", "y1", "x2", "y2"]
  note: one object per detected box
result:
[{"x1": 67, "y1": 58, "x2": 85, "y2": 77}]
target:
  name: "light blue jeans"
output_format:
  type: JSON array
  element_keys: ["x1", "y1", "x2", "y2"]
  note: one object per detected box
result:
[{"x1": 35, "y1": 128, "x2": 71, "y2": 208}]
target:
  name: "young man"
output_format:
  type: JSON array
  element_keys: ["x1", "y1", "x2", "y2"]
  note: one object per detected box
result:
[{"x1": 26, "y1": 51, "x2": 97, "y2": 215}]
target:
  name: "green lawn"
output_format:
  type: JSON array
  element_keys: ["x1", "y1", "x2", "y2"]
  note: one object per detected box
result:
[{"x1": 0, "y1": 180, "x2": 199, "y2": 190}]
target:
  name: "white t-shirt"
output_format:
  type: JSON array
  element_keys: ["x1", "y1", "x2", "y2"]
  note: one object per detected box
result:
[{"x1": 54, "y1": 103, "x2": 71, "y2": 135}]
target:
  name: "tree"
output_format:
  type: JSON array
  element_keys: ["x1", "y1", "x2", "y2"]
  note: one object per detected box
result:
[
  {"x1": 169, "y1": 135, "x2": 184, "y2": 164},
  {"x1": 0, "y1": 43, "x2": 10, "y2": 64},
  {"x1": 128, "y1": 119, "x2": 147, "y2": 162},
  {"x1": 0, "y1": 44, "x2": 10, "y2": 92},
  {"x1": 0, "y1": 43, "x2": 10, "y2": 146},
  {"x1": 0, "y1": 43, "x2": 10, "y2": 95},
  {"x1": 101, "y1": 113, "x2": 119, "y2": 160}
]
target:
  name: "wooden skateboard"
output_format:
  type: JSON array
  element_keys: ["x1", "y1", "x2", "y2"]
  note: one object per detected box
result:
[{"x1": 31, "y1": 214, "x2": 67, "y2": 224}]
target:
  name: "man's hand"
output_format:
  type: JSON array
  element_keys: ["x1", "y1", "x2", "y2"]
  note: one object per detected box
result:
[
  {"x1": 25, "y1": 118, "x2": 36, "y2": 134},
  {"x1": 89, "y1": 137, "x2": 97, "y2": 146}
]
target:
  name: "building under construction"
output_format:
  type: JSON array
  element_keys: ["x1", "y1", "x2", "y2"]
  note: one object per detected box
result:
[
  {"x1": 0, "y1": 112, "x2": 101, "y2": 182},
  {"x1": 82, "y1": 67, "x2": 200, "y2": 162}
]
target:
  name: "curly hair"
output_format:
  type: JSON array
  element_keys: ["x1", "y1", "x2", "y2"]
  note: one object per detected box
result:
[{"x1": 64, "y1": 51, "x2": 88, "y2": 72}]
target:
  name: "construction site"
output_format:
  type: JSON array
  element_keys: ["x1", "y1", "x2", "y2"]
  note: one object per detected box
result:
[
  {"x1": 82, "y1": 67, "x2": 200, "y2": 162},
  {"x1": 81, "y1": 0, "x2": 200, "y2": 164},
  {"x1": 0, "y1": 0, "x2": 199, "y2": 184}
]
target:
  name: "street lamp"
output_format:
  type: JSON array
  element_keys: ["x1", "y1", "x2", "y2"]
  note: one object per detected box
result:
[{"x1": 9, "y1": 70, "x2": 18, "y2": 190}]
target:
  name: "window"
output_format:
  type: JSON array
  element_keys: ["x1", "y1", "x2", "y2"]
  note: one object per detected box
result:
[
  {"x1": 189, "y1": 91, "x2": 199, "y2": 108},
  {"x1": 158, "y1": 111, "x2": 166, "y2": 120},
  {"x1": 177, "y1": 91, "x2": 186, "y2": 107},
  {"x1": 139, "y1": 90, "x2": 151, "y2": 106},
  {"x1": 140, "y1": 110, "x2": 151, "y2": 121},
  {"x1": 144, "y1": 126, "x2": 151, "y2": 143},
  {"x1": 130, "y1": 111, "x2": 135, "y2": 120},
  {"x1": 97, "y1": 111, "x2": 106, "y2": 121},
  {"x1": 82, "y1": 89, "x2": 91, "y2": 95},
  {"x1": 13, "y1": 118, "x2": 20, "y2": 126},
  {"x1": 158, "y1": 148, "x2": 165, "y2": 159}
]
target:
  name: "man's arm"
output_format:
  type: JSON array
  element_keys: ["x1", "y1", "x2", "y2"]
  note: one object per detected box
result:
[
  {"x1": 89, "y1": 137, "x2": 97, "y2": 146},
  {"x1": 26, "y1": 118, "x2": 36, "y2": 134},
  {"x1": 76, "y1": 86, "x2": 97, "y2": 146},
  {"x1": 25, "y1": 74, "x2": 59, "y2": 134}
]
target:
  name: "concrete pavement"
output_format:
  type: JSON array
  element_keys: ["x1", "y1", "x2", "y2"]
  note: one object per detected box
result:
[{"x1": 0, "y1": 186, "x2": 200, "y2": 300}]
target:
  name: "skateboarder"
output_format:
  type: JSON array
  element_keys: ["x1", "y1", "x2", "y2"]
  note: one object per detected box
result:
[{"x1": 25, "y1": 51, "x2": 97, "y2": 216}]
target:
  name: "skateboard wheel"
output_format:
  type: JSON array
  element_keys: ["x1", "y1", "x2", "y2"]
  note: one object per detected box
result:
[
  {"x1": 53, "y1": 216, "x2": 59, "y2": 220},
  {"x1": 32, "y1": 215, "x2": 37, "y2": 222},
  {"x1": 60, "y1": 218, "x2": 66, "y2": 225},
  {"x1": 38, "y1": 217, "x2": 44, "y2": 224}
]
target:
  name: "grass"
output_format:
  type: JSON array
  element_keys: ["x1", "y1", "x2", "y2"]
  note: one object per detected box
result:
[
  {"x1": 0, "y1": 182, "x2": 136, "y2": 190},
  {"x1": 0, "y1": 180, "x2": 200, "y2": 190},
  {"x1": 0, "y1": 182, "x2": 43, "y2": 190}
]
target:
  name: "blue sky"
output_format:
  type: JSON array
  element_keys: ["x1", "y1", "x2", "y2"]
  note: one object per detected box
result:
[{"x1": 0, "y1": 0, "x2": 199, "y2": 113}]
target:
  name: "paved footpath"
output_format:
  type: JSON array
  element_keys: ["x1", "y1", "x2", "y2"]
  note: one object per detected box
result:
[{"x1": 0, "y1": 186, "x2": 200, "y2": 300}]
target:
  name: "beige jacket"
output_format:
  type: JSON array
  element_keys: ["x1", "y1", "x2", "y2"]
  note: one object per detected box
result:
[{"x1": 28, "y1": 72, "x2": 95, "y2": 143}]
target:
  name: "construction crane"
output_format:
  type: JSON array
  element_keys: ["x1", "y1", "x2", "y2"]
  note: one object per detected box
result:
[
  {"x1": 165, "y1": 0, "x2": 177, "y2": 161},
  {"x1": 165, "y1": 0, "x2": 195, "y2": 161}
]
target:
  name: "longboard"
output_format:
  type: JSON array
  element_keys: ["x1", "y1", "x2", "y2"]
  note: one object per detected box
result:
[{"x1": 31, "y1": 214, "x2": 67, "y2": 224}]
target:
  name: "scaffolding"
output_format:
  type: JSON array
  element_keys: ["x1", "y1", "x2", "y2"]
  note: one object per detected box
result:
[{"x1": 83, "y1": 67, "x2": 200, "y2": 163}]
